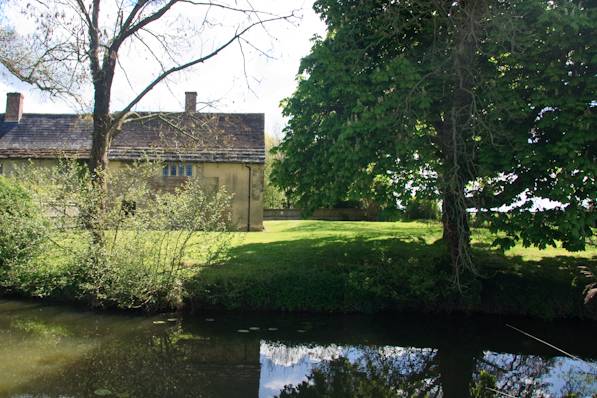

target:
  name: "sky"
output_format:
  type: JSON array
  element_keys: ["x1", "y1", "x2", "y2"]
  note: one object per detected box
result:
[{"x1": 0, "y1": 0, "x2": 327, "y2": 138}]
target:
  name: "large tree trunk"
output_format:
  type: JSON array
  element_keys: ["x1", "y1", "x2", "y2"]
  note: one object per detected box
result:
[
  {"x1": 89, "y1": 73, "x2": 115, "y2": 184},
  {"x1": 436, "y1": 0, "x2": 487, "y2": 280},
  {"x1": 441, "y1": 181, "x2": 471, "y2": 277},
  {"x1": 86, "y1": 68, "x2": 115, "y2": 239},
  {"x1": 89, "y1": 114, "x2": 111, "y2": 192},
  {"x1": 437, "y1": 113, "x2": 473, "y2": 279}
]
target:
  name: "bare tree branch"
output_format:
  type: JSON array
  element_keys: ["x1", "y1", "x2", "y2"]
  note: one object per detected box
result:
[
  {"x1": 179, "y1": 0, "x2": 279, "y2": 17},
  {"x1": 110, "y1": 11, "x2": 295, "y2": 133},
  {"x1": 88, "y1": 0, "x2": 101, "y2": 78},
  {"x1": 111, "y1": 0, "x2": 178, "y2": 53},
  {"x1": 74, "y1": 0, "x2": 93, "y2": 27}
]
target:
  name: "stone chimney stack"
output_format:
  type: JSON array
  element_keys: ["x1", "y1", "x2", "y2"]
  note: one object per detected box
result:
[
  {"x1": 5, "y1": 92, "x2": 24, "y2": 123},
  {"x1": 185, "y1": 91, "x2": 197, "y2": 113}
]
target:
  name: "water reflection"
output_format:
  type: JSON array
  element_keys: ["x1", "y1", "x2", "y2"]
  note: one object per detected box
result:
[
  {"x1": 0, "y1": 300, "x2": 595, "y2": 397},
  {"x1": 264, "y1": 345, "x2": 440, "y2": 397},
  {"x1": 264, "y1": 345, "x2": 596, "y2": 397}
]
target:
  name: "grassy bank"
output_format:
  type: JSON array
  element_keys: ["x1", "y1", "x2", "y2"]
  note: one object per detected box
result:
[
  {"x1": 2, "y1": 220, "x2": 595, "y2": 319},
  {"x1": 185, "y1": 221, "x2": 597, "y2": 319}
]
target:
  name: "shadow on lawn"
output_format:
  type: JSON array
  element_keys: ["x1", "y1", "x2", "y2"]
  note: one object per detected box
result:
[
  {"x1": 184, "y1": 236, "x2": 452, "y2": 312},
  {"x1": 187, "y1": 235, "x2": 597, "y2": 317},
  {"x1": 274, "y1": 220, "x2": 442, "y2": 235},
  {"x1": 223, "y1": 235, "x2": 440, "y2": 269}
]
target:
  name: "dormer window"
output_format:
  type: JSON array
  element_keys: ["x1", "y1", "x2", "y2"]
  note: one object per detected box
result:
[{"x1": 162, "y1": 162, "x2": 193, "y2": 177}]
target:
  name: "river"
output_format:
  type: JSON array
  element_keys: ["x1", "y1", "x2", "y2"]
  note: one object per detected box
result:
[{"x1": 0, "y1": 299, "x2": 595, "y2": 397}]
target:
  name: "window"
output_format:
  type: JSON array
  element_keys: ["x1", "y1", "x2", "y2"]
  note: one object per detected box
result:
[{"x1": 162, "y1": 162, "x2": 193, "y2": 177}]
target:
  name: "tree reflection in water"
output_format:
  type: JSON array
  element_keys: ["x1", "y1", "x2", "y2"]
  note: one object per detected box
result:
[
  {"x1": 276, "y1": 347, "x2": 441, "y2": 397},
  {"x1": 275, "y1": 345, "x2": 596, "y2": 398}
]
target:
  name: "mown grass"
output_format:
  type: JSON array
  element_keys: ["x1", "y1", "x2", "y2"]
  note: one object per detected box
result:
[{"x1": 185, "y1": 220, "x2": 597, "y2": 319}]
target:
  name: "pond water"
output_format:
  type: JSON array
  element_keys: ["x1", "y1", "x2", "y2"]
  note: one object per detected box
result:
[{"x1": 0, "y1": 299, "x2": 596, "y2": 397}]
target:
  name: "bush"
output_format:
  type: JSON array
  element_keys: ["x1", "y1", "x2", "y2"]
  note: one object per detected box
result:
[
  {"x1": 0, "y1": 176, "x2": 47, "y2": 274},
  {"x1": 376, "y1": 208, "x2": 402, "y2": 222},
  {"x1": 403, "y1": 198, "x2": 440, "y2": 221},
  {"x1": 6, "y1": 160, "x2": 233, "y2": 311},
  {"x1": 78, "y1": 175, "x2": 233, "y2": 310}
]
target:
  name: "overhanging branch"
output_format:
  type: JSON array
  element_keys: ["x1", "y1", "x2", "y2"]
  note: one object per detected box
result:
[{"x1": 108, "y1": 11, "x2": 295, "y2": 133}]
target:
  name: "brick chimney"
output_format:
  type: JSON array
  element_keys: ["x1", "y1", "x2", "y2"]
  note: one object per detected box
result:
[
  {"x1": 185, "y1": 91, "x2": 197, "y2": 113},
  {"x1": 5, "y1": 92, "x2": 24, "y2": 123}
]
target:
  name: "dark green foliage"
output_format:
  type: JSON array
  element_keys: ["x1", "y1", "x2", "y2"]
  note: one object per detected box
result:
[
  {"x1": 403, "y1": 198, "x2": 440, "y2": 221},
  {"x1": 186, "y1": 236, "x2": 459, "y2": 313},
  {"x1": 0, "y1": 176, "x2": 47, "y2": 273},
  {"x1": 474, "y1": 1, "x2": 597, "y2": 251},
  {"x1": 478, "y1": 254, "x2": 593, "y2": 319},
  {"x1": 376, "y1": 208, "x2": 402, "y2": 222},
  {"x1": 470, "y1": 371, "x2": 498, "y2": 398}
]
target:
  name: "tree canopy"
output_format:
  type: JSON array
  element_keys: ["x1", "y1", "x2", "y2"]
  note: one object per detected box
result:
[{"x1": 273, "y1": 0, "x2": 596, "y2": 277}]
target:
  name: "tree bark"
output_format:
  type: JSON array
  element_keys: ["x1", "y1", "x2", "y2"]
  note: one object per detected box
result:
[
  {"x1": 86, "y1": 45, "x2": 118, "y2": 237},
  {"x1": 441, "y1": 182, "x2": 471, "y2": 275},
  {"x1": 435, "y1": 0, "x2": 487, "y2": 279},
  {"x1": 89, "y1": 92, "x2": 112, "y2": 191}
]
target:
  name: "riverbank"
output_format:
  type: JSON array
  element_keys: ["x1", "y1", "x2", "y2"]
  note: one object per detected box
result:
[
  {"x1": 185, "y1": 221, "x2": 597, "y2": 320},
  {"x1": 2, "y1": 221, "x2": 596, "y2": 319}
]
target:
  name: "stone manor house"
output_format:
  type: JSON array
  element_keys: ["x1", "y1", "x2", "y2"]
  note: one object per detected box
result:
[{"x1": 0, "y1": 92, "x2": 265, "y2": 230}]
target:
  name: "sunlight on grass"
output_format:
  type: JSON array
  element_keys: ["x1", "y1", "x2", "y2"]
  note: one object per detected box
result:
[{"x1": 231, "y1": 220, "x2": 595, "y2": 262}]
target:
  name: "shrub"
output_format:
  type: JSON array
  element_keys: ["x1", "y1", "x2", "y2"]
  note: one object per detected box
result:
[
  {"x1": 0, "y1": 176, "x2": 47, "y2": 274},
  {"x1": 403, "y1": 198, "x2": 440, "y2": 221},
  {"x1": 8, "y1": 160, "x2": 233, "y2": 310},
  {"x1": 376, "y1": 208, "x2": 402, "y2": 222},
  {"x1": 78, "y1": 174, "x2": 233, "y2": 310}
]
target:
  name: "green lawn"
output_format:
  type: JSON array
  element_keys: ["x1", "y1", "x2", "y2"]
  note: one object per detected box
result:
[
  {"x1": 231, "y1": 220, "x2": 596, "y2": 261},
  {"x1": 186, "y1": 220, "x2": 597, "y2": 319}
]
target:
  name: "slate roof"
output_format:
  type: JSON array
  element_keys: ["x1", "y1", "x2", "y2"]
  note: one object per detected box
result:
[{"x1": 0, "y1": 112, "x2": 265, "y2": 163}]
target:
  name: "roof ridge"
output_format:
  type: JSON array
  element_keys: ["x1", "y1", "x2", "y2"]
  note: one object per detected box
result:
[{"x1": 1, "y1": 112, "x2": 264, "y2": 117}]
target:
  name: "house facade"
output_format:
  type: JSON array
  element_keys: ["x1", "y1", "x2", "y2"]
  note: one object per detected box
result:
[{"x1": 0, "y1": 92, "x2": 265, "y2": 231}]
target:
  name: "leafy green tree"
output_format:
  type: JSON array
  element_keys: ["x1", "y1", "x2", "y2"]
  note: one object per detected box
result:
[
  {"x1": 404, "y1": 198, "x2": 440, "y2": 221},
  {"x1": 264, "y1": 133, "x2": 288, "y2": 208},
  {"x1": 273, "y1": 0, "x2": 596, "y2": 279}
]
